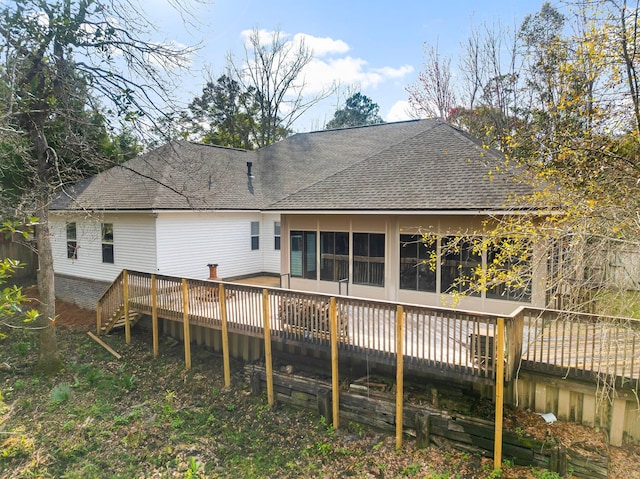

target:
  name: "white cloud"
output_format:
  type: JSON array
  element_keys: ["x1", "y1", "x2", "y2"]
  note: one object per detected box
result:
[
  {"x1": 373, "y1": 65, "x2": 414, "y2": 79},
  {"x1": 386, "y1": 100, "x2": 418, "y2": 122},
  {"x1": 292, "y1": 33, "x2": 349, "y2": 57},
  {"x1": 237, "y1": 29, "x2": 413, "y2": 97}
]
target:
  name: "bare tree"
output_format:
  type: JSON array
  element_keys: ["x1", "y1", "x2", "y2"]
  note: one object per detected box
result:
[
  {"x1": 452, "y1": 22, "x2": 521, "y2": 146},
  {"x1": 0, "y1": 0, "x2": 195, "y2": 372},
  {"x1": 226, "y1": 27, "x2": 334, "y2": 146},
  {"x1": 406, "y1": 44, "x2": 457, "y2": 120}
]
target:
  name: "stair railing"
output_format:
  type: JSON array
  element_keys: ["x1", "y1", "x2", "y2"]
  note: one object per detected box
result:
[{"x1": 96, "y1": 269, "x2": 126, "y2": 334}]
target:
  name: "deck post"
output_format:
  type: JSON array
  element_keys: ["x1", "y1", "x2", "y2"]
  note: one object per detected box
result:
[
  {"x1": 263, "y1": 289, "x2": 274, "y2": 407},
  {"x1": 182, "y1": 278, "x2": 191, "y2": 370},
  {"x1": 396, "y1": 305, "x2": 404, "y2": 449},
  {"x1": 151, "y1": 274, "x2": 159, "y2": 358},
  {"x1": 123, "y1": 270, "x2": 130, "y2": 344},
  {"x1": 505, "y1": 311, "x2": 524, "y2": 381},
  {"x1": 494, "y1": 317, "x2": 505, "y2": 471},
  {"x1": 330, "y1": 297, "x2": 339, "y2": 429},
  {"x1": 96, "y1": 301, "x2": 102, "y2": 336},
  {"x1": 219, "y1": 283, "x2": 231, "y2": 388}
]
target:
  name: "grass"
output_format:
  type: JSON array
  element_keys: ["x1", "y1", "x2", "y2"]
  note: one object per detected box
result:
[
  {"x1": 0, "y1": 326, "x2": 622, "y2": 478},
  {"x1": 593, "y1": 289, "x2": 640, "y2": 318}
]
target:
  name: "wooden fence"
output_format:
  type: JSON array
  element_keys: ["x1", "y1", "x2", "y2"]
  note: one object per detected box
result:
[{"x1": 0, "y1": 236, "x2": 37, "y2": 279}]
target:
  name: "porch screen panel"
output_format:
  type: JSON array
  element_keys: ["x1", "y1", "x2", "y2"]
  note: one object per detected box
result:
[
  {"x1": 291, "y1": 232, "x2": 303, "y2": 277},
  {"x1": 304, "y1": 231, "x2": 317, "y2": 279},
  {"x1": 400, "y1": 234, "x2": 436, "y2": 292},
  {"x1": 353, "y1": 233, "x2": 385, "y2": 287},
  {"x1": 320, "y1": 231, "x2": 349, "y2": 281},
  {"x1": 486, "y1": 240, "x2": 532, "y2": 302},
  {"x1": 440, "y1": 238, "x2": 480, "y2": 296},
  {"x1": 290, "y1": 231, "x2": 317, "y2": 280}
]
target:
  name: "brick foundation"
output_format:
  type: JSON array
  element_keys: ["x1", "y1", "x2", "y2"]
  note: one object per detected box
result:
[{"x1": 54, "y1": 274, "x2": 110, "y2": 311}]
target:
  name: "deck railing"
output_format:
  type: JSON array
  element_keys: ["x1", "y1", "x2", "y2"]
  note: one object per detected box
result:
[
  {"x1": 521, "y1": 308, "x2": 640, "y2": 390},
  {"x1": 97, "y1": 270, "x2": 639, "y2": 390}
]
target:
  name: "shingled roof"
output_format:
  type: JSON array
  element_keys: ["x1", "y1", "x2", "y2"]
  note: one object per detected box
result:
[
  {"x1": 51, "y1": 119, "x2": 532, "y2": 212},
  {"x1": 52, "y1": 142, "x2": 261, "y2": 211}
]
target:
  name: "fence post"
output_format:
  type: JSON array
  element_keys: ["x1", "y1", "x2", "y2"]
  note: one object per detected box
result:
[
  {"x1": 123, "y1": 270, "x2": 130, "y2": 344},
  {"x1": 330, "y1": 297, "x2": 340, "y2": 429},
  {"x1": 396, "y1": 305, "x2": 404, "y2": 449},
  {"x1": 220, "y1": 283, "x2": 231, "y2": 388},
  {"x1": 151, "y1": 274, "x2": 159, "y2": 358},
  {"x1": 263, "y1": 289, "x2": 274, "y2": 407},
  {"x1": 494, "y1": 317, "x2": 505, "y2": 471},
  {"x1": 182, "y1": 278, "x2": 191, "y2": 370}
]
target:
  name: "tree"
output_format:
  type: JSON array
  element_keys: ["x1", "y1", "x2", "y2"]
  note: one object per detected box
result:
[
  {"x1": 406, "y1": 44, "x2": 457, "y2": 120},
  {"x1": 226, "y1": 27, "x2": 334, "y2": 147},
  {"x1": 325, "y1": 92, "x2": 384, "y2": 129},
  {"x1": 184, "y1": 74, "x2": 258, "y2": 149},
  {"x1": 0, "y1": 0, "x2": 194, "y2": 372},
  {"x1": 456, "y1": 22, "x2": 521, "y2": 148},
  {"x1": 407, "y1": 1, "x2": 640, "y2": 320}
]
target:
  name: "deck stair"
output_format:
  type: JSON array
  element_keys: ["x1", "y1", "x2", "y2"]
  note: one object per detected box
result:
[{"x1": 101, "y1": 305, "x2": 143, "y2": 334}]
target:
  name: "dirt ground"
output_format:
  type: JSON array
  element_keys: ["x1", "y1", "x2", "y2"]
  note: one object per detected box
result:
[{"x1": 13, "y1": 287, "x2": 640, "y2": 478}]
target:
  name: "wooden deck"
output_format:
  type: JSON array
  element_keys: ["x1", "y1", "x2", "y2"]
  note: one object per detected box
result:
[{"x1": 98, "y1": 270, "x2": 640, "y2": 391}]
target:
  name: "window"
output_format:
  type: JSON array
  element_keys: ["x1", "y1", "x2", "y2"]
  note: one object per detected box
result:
[
  {"x1": 353, "y1": 233, "x2": 385, "y2": 287},
  {"x1": 290, "y1": 231, "x2": 317, "y2": 279},
  {"x1": 251, "y1": 221, "x2": 260, "y2": 250},
  {"x1": 66, "y1": 222, "x2": 77, "y2": 259},
  {"x1": 399, "y1": 234, "x2": 436, "y2": 292},
  {"x1": 320, "y1": 232, "x2": 349, "y2": 281},
  {"x1": 101, "y1": 223, "x2": 114, "y2": 264},
  {"x1": 440, "y1": 238, "x2": 480, "y2": 296},
  {"x1": 274, "y1": 221, "x2": 281, "y2": 250}
]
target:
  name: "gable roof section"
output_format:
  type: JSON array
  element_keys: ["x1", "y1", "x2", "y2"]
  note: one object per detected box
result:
[
  {"x1": 265, "y1": 121, "x2": 532, "y2": 211},
  {"x1": 255, "y1": 119, "x2": 441, "y2": 205}
]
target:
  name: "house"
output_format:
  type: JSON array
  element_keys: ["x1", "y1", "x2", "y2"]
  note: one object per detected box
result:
[{"x1": 51, "y1": 119, "x2": 541, "y2": 313}]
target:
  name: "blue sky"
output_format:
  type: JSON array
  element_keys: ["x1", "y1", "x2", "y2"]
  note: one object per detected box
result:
[{"x1": 140, "y1": 0, "x2": 550, "y2": 132}]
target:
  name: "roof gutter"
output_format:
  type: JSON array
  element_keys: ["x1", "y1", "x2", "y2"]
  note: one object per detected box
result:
[{"x1": 266, "y1": 209, "x2": 560, "y2": 216}]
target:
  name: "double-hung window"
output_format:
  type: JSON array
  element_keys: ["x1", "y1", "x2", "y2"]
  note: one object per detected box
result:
[
  {"x1": 101, "y1": 223, "x2": 114, "y2": 264},
  {"x1": 399, "y1": 234, "x2": 436, "y2": 292},
  {"x1": 66, "y1": 222, "x2": 77, "y2": 259},
  {"x1": 251, "y1": 221, "x2": 260, "y2": 250},
  {"x1": 352, "y1": 233, "x2": 385, "y2": 287},
  {"x1": 320, "y1": 232, "x2": 349, "y2": 282},
  {"x1": 274, "y1": 221, "x2": 281, "y2": 250},
  {"x1": 290, "y1": 231, "x2": 316, "y2": 279}
]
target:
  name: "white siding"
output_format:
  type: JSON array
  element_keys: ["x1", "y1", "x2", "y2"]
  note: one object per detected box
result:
[
  {"x1": 262, "y1": 213, "x2": 281, "y2": 273},
  {"x1": 155, "y1": 212, "x2": 280, "y2": 280},
  {"x1": 51, "y1": 212, "x2": 157, "y2": 282}
]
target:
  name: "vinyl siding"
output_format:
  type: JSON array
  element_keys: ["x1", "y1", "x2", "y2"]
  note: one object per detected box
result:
[
  {"x1": 262, "y1": 213, "x2": 281, "y2": 273},
  {"x1": 51, "y1": 213, "x2": 157, "y2": 282},
  {"x1": 155, "y1": 212, "x2": 280, "y2": 280}
]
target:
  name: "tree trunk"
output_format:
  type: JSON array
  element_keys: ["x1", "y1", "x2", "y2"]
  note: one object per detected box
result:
[
  {"x1": 35, "y1": 195, "x2": 63, "y2": 374},
  {"x1": 28, "y1": 119, "x2": 63, "y2": 374}
]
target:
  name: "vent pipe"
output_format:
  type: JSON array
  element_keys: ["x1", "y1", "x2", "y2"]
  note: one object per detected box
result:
[{"x1": 247, "y1": 161, "x2": 254, "y2": 178}]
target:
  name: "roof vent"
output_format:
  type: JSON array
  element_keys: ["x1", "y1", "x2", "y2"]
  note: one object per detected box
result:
[{"x1": 247, "y1": 161, "x2": 254, "y2": 178}]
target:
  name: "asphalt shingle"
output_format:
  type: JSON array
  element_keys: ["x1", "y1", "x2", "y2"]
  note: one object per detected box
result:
[{"x1": 51, "y1": 119, "x2": 532, "y2": 213}]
